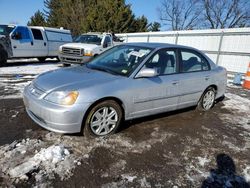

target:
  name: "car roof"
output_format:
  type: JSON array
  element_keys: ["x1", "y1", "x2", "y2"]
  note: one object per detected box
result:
[{"x1": 125, "y1": 42, "x2": 196, "y2": 50}]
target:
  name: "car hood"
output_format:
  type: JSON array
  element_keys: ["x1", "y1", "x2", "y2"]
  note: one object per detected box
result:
[
  {"x1": 62, "y1": 43, "x2": 99, "y2": 50},
  {"x1": 33, "y1": 66, "x2": 120, "y2": 92}
]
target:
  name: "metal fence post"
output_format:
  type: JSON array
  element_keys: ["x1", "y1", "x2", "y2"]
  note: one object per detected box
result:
[
  {"x1": 216, "y1": 31, "x2": 224, "y2": 65},
  {"x1": 175, "y1": 32, "x2": 179, "y2": 44},
  {"x1": 147, "y1": 34, "x2": 150, "y2": 42}
]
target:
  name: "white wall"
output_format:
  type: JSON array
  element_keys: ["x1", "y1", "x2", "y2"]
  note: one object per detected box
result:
[{"x1": 117, "y1": 28, "x2": 250, "y2": 73}]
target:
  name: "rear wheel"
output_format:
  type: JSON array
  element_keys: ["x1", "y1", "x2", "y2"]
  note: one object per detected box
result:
[
  {"x1": 83, "y1": 100, "x2": 122, "y2": 137},
  {"x1": 0, "y1": 49, "x2": 7, "y2": 67},
  {"x1": 37, "y1": 57, "x2": 46, "y2": 62},
  {"x1": 197, "y1": 87, "x2": 216, "y2": 111}
]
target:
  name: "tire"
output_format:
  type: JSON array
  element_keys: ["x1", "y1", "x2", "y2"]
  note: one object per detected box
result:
[
  {"x1": 0, "y1": 49, "x2": 7, "y2": 67},
  {"x1": 83, "y1": 100, "x2": 123, "y2": 137},
  {"x1": 37, "y1": 57, "x2": 46, "y2": 62},
  {"x1": 55, "y1": 57, "x2": 60, "y2": 62},
  {"x1": 62, "y1": 63, "x2": 71, "y2": 67},
  {"x1": 197, "y1": 87, "x2": 216, "y2": 111},
  {"x1": 215, "y1": 95, "x2": 225, "y2": 103}
]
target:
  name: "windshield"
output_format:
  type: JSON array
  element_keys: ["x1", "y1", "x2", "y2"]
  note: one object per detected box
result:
[
  {"x1": 86, "y1": 45, "x2": 153, "y2": 77},
  {"x1": 74, "y1": 34, "x2": 103, "y2": 45},
  {"x1": 0, "y1": 25, "x2": 15, "y2": 36}
]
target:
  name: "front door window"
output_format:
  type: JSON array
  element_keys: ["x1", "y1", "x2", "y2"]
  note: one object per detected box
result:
[
  {"x1": 12, "y1": 26, "x2": 32, "y2": 43},
  {"x1": 143, "y1": 49, "x2": 177, "y2": 75}
]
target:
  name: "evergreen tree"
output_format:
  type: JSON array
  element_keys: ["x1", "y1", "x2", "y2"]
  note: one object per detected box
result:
[
  {"x1": 85, "y1": 0, "x2": 142, "y2": 33},
  {"x1": 148, "y1": 22, "x2": 161, "y2": 31},
  {"x1": 132, "y1": 15, "x2": 149, "y2": 32},
  {"x1": 44, "y1": 0, "x2": 89, "y2": 36},
  {"x1": 27, "y1": 10, "x2": 47, "y2": 26},
  {"x1": 29, "y1": 0, "x2": 151, "y2": 35}
]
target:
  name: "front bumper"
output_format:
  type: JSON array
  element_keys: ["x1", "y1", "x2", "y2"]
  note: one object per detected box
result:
[
  {"x1": 23, "y1": 86, "x2": 90, "y2": 133},
  {"x1": 58, "y1": 54, "x2": 92, "y2": 64}
]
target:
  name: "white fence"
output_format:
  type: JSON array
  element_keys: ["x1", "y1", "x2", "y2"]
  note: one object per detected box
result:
[{"x1": 117, "y1": 28, "x2": 250, "y2": 74}]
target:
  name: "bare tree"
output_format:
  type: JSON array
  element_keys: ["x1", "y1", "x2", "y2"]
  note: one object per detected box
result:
[
  {"x1": 159, "y1": 0, "x2": 202, "y2": 30},
  {"x1": 203, "y1": 0, "x2": 250, "y2": 28}
]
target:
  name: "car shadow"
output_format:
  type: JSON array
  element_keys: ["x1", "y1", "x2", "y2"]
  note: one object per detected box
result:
[
  {"x1": 119, "y1": 106, "x2": 197, "y2": 132},
  {"x1": 201, "y1": 153, "x2": 250, "y2": 188},
  {"x1": 65, "y1": 106, "x2": 198, "y2": 137},
  {"x1": 119, "y1": 95, "x2": 226, "y2": 133}
]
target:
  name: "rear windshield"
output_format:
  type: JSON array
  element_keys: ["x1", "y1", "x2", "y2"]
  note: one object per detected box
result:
[{"x1": 0, "y1": 25, "x2": 15, "y2": 36}]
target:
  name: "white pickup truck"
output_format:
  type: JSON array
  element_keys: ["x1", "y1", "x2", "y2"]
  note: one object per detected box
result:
[
  {"x1": 58, "y1": 33, "x2": 121, "y2": 65},
  {"x1": 0, "y1": 24, "x2": 72, "y2": 66}
]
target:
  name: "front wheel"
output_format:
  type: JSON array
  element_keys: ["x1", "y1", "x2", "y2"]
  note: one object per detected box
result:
[
  {"x1": 83, "y1": 100, "x2": 122, "y2": 137},
  {"x1": 62, "y1": 63, "x2": 71, "y2": 67},
  {"x1": 0, "y1": 49, "x2": 7, "y2": 67},
  {"x1": 197, "y1": 87, "x2": 216, "y2": 111},
  {"x1": 37, "y1": 57, "x2": 46, "y2": 62}
]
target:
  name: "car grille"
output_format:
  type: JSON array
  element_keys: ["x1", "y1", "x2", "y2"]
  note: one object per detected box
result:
[
  {"x1": 29, "y1": 84, "x2": 45, "y2": 98},
  {"x1": 62, "y1": 47, "x2": 82, "y2": 56}
]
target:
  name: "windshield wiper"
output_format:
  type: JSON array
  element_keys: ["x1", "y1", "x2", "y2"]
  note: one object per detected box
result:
[{"x1": 88, "y1": 65, "x2": 120, "y2": 76}]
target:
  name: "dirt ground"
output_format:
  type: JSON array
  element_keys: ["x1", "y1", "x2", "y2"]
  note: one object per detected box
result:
[{"x1": 0, "y1": 61, "x2": 250, "y2": 187}]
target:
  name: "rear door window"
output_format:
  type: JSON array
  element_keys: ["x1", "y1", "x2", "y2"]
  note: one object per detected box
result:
[
  {"x1": 180, "y1": 50, "x2": 210, "y2": 73},
  {"x1": 31, "y1": 29, "x2": 43, "y2": 40},
  {"x1": 104, "y1": 36, "x2": 112, "y2": 47}
]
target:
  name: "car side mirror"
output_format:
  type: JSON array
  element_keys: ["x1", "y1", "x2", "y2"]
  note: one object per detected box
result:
[
  {"x1": 11, "y1": 32, "x2": 21, "y2": 40},
  {"x1": 136, "y1": 68, "x2": 159, "y2": 78},
  {"x1": 103, "y1": 42, "x2": 108, "y2": 48}
]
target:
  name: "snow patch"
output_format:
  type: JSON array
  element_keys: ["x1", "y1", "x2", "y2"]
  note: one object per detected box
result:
[
  {"x1": 121, "y1": 174, "x2": 137, "y2": 182},
  {"x1": 34, "y1": 145, "x2": 70, "y2": 164},
  {"x1": 222, "y1": 93, "x2": 250, "y2": 113},
  {"x1": 11, "y1": 111, "x2": 19, "y2": 118},
  {"x1": 0, "y1": 138, "x2": 77, "y2": 186},
  {"x1": 0, "y1": 62, "x2": 61, "y2": 98},
  {"x1": 220, "y1": 93, "x2": 250, "y2": 131},
  {"x1": 8, "y1": 145, "x2": 71, "y2": 178},
  {"x1": 197, "y1": 157, "x2": 210, "y2": 167},
  {"x1": 227, "y1": 83, "x2": 242, "y2": 89},
  {"x1": 139, "y1": 177, "x2": 151, "y2": 187},
  {"x1": 243, "y1": 166, "x2": 250, "y2": 182},
  {"x1": 0, "y1": 63, "x2": 60, "y2": 75}
]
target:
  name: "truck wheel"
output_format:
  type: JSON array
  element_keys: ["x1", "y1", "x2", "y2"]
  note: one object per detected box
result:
[
  {"x1": 62, "y1": 63, "x2": 71, "y2": 67},
  {"x1": 0, "y1": 49, "x2": 7, "y2": 67},
  {"x1": 38, "y1": 57, "x2": 46, "y2": 62},
  {"x1": 55, "y1": 57, "x2": 60, "y2": 62}
]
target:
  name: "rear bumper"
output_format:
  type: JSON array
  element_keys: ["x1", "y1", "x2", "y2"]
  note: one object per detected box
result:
[
  {"x1": 58, "y1": 54, "x2": 92, "y2": 64},
  {"x1": 23, "y1": 86, "x2": 90, "y2": 133}
]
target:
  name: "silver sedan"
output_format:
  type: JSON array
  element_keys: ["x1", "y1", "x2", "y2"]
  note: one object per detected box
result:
[{"x1": 23, "y1": 43, "x2": 227, "y2": 137}]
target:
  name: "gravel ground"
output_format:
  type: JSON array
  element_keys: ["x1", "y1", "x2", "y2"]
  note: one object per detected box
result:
[{"x1": 0, "y1": 61, "x2": 249, "y2": 187}]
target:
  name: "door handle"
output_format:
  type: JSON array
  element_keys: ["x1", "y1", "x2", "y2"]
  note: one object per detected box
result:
[
  {"x1": 31, "y1": 41, "x2": 33, "y2": 45},
  {"x1": 172, "y1": 80, "x2": 179, "y2": 85},
  {"x1": 44, "y1": 42, "x2": 46, "y2": 46},
  {"x1": 205, "y1": 76, "x2": 210, "y2": 81},
  {"x1": 13, "y1": 46, "x2": 17, "y2": 49}
]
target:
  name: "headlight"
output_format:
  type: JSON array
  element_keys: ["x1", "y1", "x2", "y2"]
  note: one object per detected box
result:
[
  {"x1": 84, "y1": 50, "x2": 93, "y2": 56},
  {"x1": 58, "y1": 46, "x2": 63, "y2": 53},
  {"x1": 44, "y1": 91, "x2": 79, "y2": 105}
]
